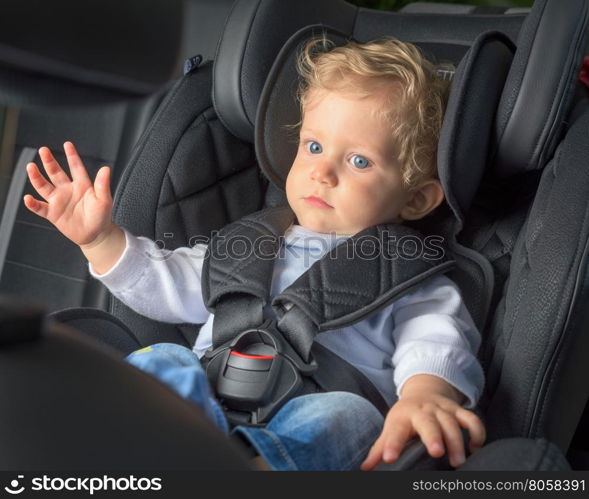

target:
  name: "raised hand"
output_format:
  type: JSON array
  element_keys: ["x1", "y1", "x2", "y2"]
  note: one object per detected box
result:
[{"x1": 23, "y1": 142, "x2": 114, "y2": 247}]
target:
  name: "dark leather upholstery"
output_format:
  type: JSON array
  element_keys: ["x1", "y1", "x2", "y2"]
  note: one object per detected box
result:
[
  {"x1": 0, "y1": 318, "x2": 251, "y2": 469},
  {"x1": 213, "y1": 0, "x2": 357, "y2": 143},
  {"x1": 492, "y1": 0, "x2": 589, "y2": 177}
]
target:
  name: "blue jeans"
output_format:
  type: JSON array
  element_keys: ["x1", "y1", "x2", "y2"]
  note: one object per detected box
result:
[{"x1": 126, "y1": 343, "x2": 384, "y2": 470}]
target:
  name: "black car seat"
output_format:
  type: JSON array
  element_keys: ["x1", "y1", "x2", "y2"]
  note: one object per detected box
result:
[
  {"x1": 0, "y1": 0, "x2": 234, "y2": 313},
  {"x1": 0, "y1": 0, "x2": 586, "y2": 471},
  {"x1": 105, "y1": 0, "x2": 530, "y2": 350},
  {"x1": 102, "y1": 0, "x2": 589, "y2": 469}
]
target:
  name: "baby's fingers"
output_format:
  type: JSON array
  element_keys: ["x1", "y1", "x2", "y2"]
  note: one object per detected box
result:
[
  {"x1": 64, "y1": 141, "x2": 91, "y2": 187},
  {"x1": 361, "y1": 420, "x2": 413, "y2": 471},
  {"x1": 412, "y1": 412, "x2": 445, "y2": 459},
  {"x1": 380, "y1": 420, "x2": 415, "y2": 463},
  {"x1": 23, "y1": 194, "x2": 49, "y2": 219},
  {"x1": 455, "y1": 409, "x2": 486, "y2": 453},
  {"x1": 360, "y1": 436, "x2": 385, "y2": 471},
  {"x1": 39, "y1": 146, "x2": 70, "y2": 186},
  {"x1": 26, "y1": 162, "x2": 54, "y2": 200},
  {"x1": 436, "y1": 410, "x2": 466, "y2": 467},
  {"x1": 93, "y1": 166, "x2": 112, "y2": 203}
]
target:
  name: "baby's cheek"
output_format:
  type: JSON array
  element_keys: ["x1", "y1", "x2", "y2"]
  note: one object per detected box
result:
[{"x1": 285, "y1": 171, "x2": 298, "y2": 203}]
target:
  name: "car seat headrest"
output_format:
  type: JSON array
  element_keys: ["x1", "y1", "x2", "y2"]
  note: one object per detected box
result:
[
  {"x1": 0, "y1": 0, "x2": 183, "y2": 105},
  {"x1": 212, "y1": 0, "x2": 356, "y2": 143},
  {"x1": 491, "y1": 0, "x2": 589, "y2": 178},
  {"x1": 438, "y1": 31, "x2": 514, "y2": 224},
  {"x1": 255, "y1": 25, "x2": 514, "y2": 225}
]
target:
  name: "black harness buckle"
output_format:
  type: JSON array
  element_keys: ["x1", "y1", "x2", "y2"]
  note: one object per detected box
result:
[{"x1": 203, "y1": 320, "x2": 316, "y2": 426}]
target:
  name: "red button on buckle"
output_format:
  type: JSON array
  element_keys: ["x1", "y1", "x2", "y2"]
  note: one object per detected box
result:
[{"x1": 230, "y1": 351, "x2": 274, "y2": 360}]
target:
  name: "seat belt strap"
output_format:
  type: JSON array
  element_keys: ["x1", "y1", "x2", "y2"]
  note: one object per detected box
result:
[
  {"x1": 212, "y1": 294, "x2": 265, "y2": 349},
  {"x1": 311, "y1": 342, "x2": 389, "y2": 416},
  {"x1": 277, "y1": 305, "x2": 315, "y2": 363}
]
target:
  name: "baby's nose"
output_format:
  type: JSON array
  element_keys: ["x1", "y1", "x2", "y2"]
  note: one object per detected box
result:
[{"x1": 310, "y1": 161, "x2": 337, "y2": 186}]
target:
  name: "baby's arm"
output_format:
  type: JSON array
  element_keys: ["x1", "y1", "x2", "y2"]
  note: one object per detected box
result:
[
  {"x1": 361, "y1": 275, "x2": 486, "y2": 470},
  {"x1": 90, "y1": 230, "x2": 210, "y2": 324},
  {"x1": 24, "y1": 142, "x2": 210, "y2": 324}
]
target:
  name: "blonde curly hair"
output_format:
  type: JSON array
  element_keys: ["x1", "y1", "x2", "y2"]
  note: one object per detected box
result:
[{"x1": 292, "y1": 35, "x2": 454, "y2": 190}]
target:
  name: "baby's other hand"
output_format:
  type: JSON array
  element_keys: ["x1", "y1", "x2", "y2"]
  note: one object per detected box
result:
[
  {"x1": 23, "y1": 141, "x2": 113, "y2": 247},
  {"x1": 360, "y1": 393, "x2": 485, "y2": 471}
]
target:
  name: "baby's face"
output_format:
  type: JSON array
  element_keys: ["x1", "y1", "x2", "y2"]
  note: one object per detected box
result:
[{"x1": 285, "y1": 88, "x2": 411, "y2": 235}]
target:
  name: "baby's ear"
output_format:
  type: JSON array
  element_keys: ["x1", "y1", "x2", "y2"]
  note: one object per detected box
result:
[{"x1": 400, "y1": 180, "x2": 445, "y2": 221}]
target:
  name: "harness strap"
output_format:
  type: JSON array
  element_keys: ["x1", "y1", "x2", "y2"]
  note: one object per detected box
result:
[
  {"x1": 272, "y1": 223, "x2": 455, "y2": 338},
  {"x1": 276, "y1": 305, "x2": 315, "y2": 363},
  {"x1": 310, "y1": 342, "x2": 389, "y2": 417},
  {"x1": 212, "y1": 294, "x2": 264, "y2": 349}
]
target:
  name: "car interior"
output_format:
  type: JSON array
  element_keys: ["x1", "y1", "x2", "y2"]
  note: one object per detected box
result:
[{"x1": 0, "y1": 0, "x2": 588, "y2": 471}]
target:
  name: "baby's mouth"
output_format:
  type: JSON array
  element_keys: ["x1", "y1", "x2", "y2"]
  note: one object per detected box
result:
[{"x1": 303, "y1": 195, "x2": 333, "y2": 209}]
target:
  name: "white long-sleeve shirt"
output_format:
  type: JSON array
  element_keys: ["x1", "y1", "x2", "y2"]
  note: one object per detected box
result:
[{"x1": 90, "y1": 224, "x2": 485, "y2": 408}]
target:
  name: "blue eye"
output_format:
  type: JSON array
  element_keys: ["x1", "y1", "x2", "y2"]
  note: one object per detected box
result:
[
  {"x1": 306, "y1": 141, "x2": 322, "y2": 154},
  {"x1": 350, "y1": 154, "x2": 370, "y2": 169}
]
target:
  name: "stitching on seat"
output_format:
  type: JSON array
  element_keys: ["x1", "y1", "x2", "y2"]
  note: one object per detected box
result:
[
  {"x1": 210, "y1": 254, "x2": 268, "y2": 290},
  {"x1": 154, "y1": 111, "x2": 210, "y2": 237},
  {"x1": 201, "y1": 109, "x2": 230, "y2": 224},
  {"x1": 4, "y1": 260, "x2": 87, "y2": 283},
  {"x1": 113, "y1": 76, "x2": 193, "y2": 215},
  {"x1": 292, "y1": 287, "x2": 375, "y2": 299},
  {"x1": 160, "y1": 171, "x2": 191, "y2": 250},
  {"x1": 158, "y1": 163, "x2": 258, "y2": 210},
  {"x1": 14, "y1": 219, "x2": 57, "y2": 232}
]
